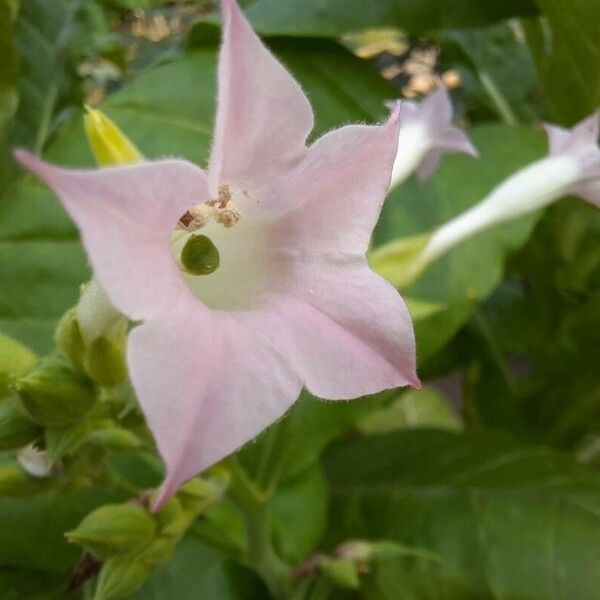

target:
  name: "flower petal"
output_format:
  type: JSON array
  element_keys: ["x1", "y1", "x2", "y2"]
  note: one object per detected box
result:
[
  {"x1": 14, "y1": 150, "x2": 207, "y2": 320},
  {"x1": 208, "y1": 0, "x2": 314, "y2": 193},
  {"x1": 272, "y1": 107, "x2": 401, "y2": 256},
  {"x1": 128, "y1": 294, "x2": 302, "y2": 507},
  {"x1": 272, "y1": 260, "x2": 420, "y2": 398}
]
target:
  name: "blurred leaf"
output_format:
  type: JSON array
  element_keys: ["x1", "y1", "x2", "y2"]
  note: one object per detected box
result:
[
  {"x1": 442, "y1": 23, "x2": 540, "y2": 125},
  {"x1": 0, "y1": 487, "x2": 123, "y2": 573},
  {"x1": 528, "y1": 0, "x2": 600, "y2": 124},
  {"x1": 238, "y1": 0, "x2": 539, "y2": 36},
  {"x1": 0, "y1": 0, "x2": 20, "y2": 196},
  {"x1": 374, "y1": 124, "x2": 547, "y2": 363},
  {"x1": 324, "y1": 430, "x2": 600, "y2": 598},
  {"x1": 358, "y1": 387, "x2": 462, "y2": 435},
  {"x1": 130, "y1": 536, "x2": 267, "y2": 599}
]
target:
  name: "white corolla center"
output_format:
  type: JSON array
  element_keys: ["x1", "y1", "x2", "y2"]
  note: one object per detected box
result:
[{"x1": 171, "y1": 185, "x2": 273, "y2": 311}]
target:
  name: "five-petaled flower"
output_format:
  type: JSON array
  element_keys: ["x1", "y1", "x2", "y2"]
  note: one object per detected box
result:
[{"x1": 15, "y1": 0, "x2": 420, "y2": 506}]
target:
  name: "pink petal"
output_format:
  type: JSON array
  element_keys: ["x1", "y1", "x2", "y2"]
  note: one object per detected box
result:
[
  {"x1": 127, "y1": 294, "x2": 302, "y2": 508},
  {"x1": 272, "y1": 261, "x2": 420, "y2": 398},
  {"x1": 14, "y1": 150, "x2": 206, "y2": 320},
  {"x1": 272, "y1": 107, "x2": 401, "y2": 256},
  {"x1": 545, "y1": 124, "x2": 572, "y2": 155},
  {"x1": 208, "y1": 0, "x2": 314, "y2": 194}
]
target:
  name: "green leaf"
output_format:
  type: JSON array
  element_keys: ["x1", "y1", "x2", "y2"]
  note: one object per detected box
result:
[
  {"x1": 0, "y1": 487, "x2": 124, "y2": 573},
  {"x1": 130, "y1": 536, "x2": 267, "y2": 600},
  {"x1": 239, "y1": 0, "x2": 539, "y2": 36},
  {"x1": 528, "y1": 0, "x2": 600, "y2": 124},
  {"x1": 357, "y1": 387, "x2": 462, "y2": 435},
  {"x1": 374, "y1": 124, "x2": 547, "y2": 362},
  {"x1": 324, "y1": 430, "x2": 600, "y2": 597}
]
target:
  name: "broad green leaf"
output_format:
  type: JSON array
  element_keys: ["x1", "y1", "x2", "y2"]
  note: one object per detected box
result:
[
  {"x1": 324, "y1": 430, "x2": 600, "y2": 598},
  {"x1": 529, "y1": 0, "x2": 600, "y2": 124},
  {"x1": 238, "y1": 0, "x2": 539, "y2": 37},
  {"x1": 374, "y1": 124, "x2": 547, "y2": 362}
]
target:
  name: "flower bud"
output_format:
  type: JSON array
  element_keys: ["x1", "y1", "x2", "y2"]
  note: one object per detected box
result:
[
  {"x1": 45, "y1": 422, "x2": 90, "y2": 463},
  {"x1": 84, "y1": 332, "x2": 128, "y2": 387},
  {"x1": 320, "y1": 557, "x2": 361, "y2": 589},
  {"x1": 14, "y1": 357, "x2": 96, "y2": 426},
  {"x1": 0, "y1": 395, "x2": 42, "y2": 450},
  {"x1": 0, "y1": 332, "x2": 37, "y2": 397},
  {"x1": 55, "y1": 308, "x2": 85, "y2": 372},
  {"x1": 66, "y1": 504, "x2": 157, "y2": 560},
  {"x1": 94, "y1": 557, "x2": 153, "y2": 600},
  {"x1": 153, "y1": 496, "x2": 188, "y2": 537},
  {"x1": 84, "y1": 106, "x2": 143, "y2": 167},
  {"x1": 88, "y1": 427, "x2": 144, "y2": 451}
]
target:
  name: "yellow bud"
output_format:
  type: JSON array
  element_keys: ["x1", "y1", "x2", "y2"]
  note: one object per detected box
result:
[
  {"x1": 0, "y1": 332, "x2": 37, "y2": 397},
  {"x1": 84, "y1": 106, "x2": 143, "y2": 167}
]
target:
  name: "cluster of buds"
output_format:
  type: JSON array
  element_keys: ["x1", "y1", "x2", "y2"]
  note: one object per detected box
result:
[{"x1": 66, "y1": 468, "x2": 231, "y2": 599}]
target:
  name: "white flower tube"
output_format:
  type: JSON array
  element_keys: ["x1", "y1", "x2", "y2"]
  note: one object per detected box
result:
[
  {"x1": 421, "y1": 110, "x2": 600, "y2": 264},
  {"x1": 390, "y1": 87, "x2": 478, "y2": 188}
]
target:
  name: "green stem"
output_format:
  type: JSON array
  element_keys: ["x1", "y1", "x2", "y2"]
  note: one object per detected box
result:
[
  {"x1": 478, "y1": 70, "x2": 518, "y2": 126},
  {"x1": 228, "y1": 459, "x2": 293, "y2": 598}
]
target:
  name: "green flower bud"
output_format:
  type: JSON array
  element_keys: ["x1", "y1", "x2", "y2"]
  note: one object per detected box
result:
[
  {"x1": 15, "y1": 357, "x2": 96, "y2": 427},
  {"x1": 55, "y1": 308, "x2": 85, "y2": 372},
  {"x1": 84, "y1": 332, "x2": 127, "y2": 387},
  {"x1": 0, "y1": 332, "x2": 37, "y2": 397},
  {"x1": 181, "y1": 234, "x2": 220, "y2": 275},
  {"x1": 0, "y1": 395, "x2": 42, "y2": 450},
  {"x1": 0, "y1": 463, "x2": 52, "y2": 497},
  {"x1": 66, "y1": 503, "x2": 157, "y2": 560},
  {"x1": 321, "y1": 557, "x2": 361, "y2": 589},
  {"x1": 176, "y1": 468, "x2": 230, "y2": 515},
  {"x1": 94, "y1": 558, "x2": 152, "y2": 600},
  {"x1": 154, "y1": 497, "x2": 187, "y2": 537},
  {"x1": 136, "y1": 536, "x2": 177, "y2": 569},
  {"x1": 88, "y1": 427, "x2": 144, "y2": 451},
  {"x1": 45, "y1": 422, "x2": 90, "y2": 463}
]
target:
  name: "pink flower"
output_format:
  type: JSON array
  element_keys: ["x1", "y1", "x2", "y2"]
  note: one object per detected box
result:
[
  {"x1": 15, "y1": 0, "x2": 419, "y2": 506},
  {"x1": 389, "y1": 87, "x2": 478, "y2": 188}
]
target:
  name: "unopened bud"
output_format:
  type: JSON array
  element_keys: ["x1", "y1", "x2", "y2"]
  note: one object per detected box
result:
[
  {"x1": 0, "y1": 332, "x2": 37, "y2": 397},
  {"x1": 55, "y1": 308, "x2": 85, "y2": 372},
  {"x1": 321, "y1": 557, "x2": 361, "y2": 589},
  {"x1": 0, "y1": 395, "x2": 42, "y2": 450},
  {"x1": 45, "y1": 422, "x2": 90, "y2": 463},
  {"x1": 94, "y1": 557, "x2": 152, "y2": 600},
  {"x1": 84, "y1": 331, "x2": 127, "y2": 387},
  {"x1": 154, "y1": 496, "x2": 187, "y2": 537},
  {"x1": 66, "y1": 503, "x2": 157, "y2": 560},
  {"x1": 88, "y1": 427, "x2": 144, "y2": 451},
  {"x1": 84, "y1": 106, "x2": 143, "y2": 167},
  {"x1": 15, "y1": 357, "x2": 96, "y2": 426},
  {"x1": 176, "y1": 468, "x2": 230, "y2": 514}
]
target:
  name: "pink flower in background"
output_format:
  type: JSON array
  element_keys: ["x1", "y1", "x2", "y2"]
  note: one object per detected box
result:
[
  {"x1": 389, "y1": 86, "x2": 478, "y2": 188},
  {"x1": 420, "y1": 110, "x2": 600, "y2": 264},
  {"x1": 15, "y1": 0, "x2": 419, "y2": 506}
]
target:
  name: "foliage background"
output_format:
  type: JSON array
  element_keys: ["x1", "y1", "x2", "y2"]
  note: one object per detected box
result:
[{"x1": 0, "y1": 0, "x2": 599, "y2": 598}]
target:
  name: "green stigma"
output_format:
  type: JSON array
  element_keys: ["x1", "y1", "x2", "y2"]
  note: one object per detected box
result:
[{"x1": 180, "y1": 234, "x2": 220, "y2": 276}]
